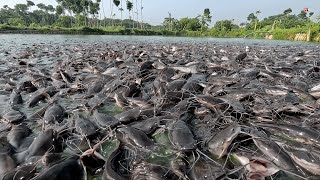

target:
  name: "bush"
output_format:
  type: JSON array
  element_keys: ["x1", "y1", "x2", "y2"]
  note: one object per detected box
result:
[{"x1": 8, "y1": 18, "x2": 24, "y2": 26}]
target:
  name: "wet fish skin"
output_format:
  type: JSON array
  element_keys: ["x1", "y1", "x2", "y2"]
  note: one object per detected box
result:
[
  {"x1": 116, "y1": 126, "x2": 154, "y2": 149},
  {"x1": 251, "y1": 130, "x2": 299, "y2": 172},
  {"x1": 207, "y1": 123, "x2": 241, "y2": 158},
  {"x1": 282, "y1": 144, "x2": 320, "y2": 175},
  {"x1": 9, "y1": 90, "x2": 23, "y2": 105},
  {"x1": 258, "y1": 123, "x2": 320, "y2": 145},
  {"x1": 31, "y1": 157, "x2": 85, "y2": 180},
  {"x1": 15, "y1": 129, "x2": 56, "y2": 164},
  {"x1": 169, "y1": 120, "x2": 196, "y2": 152}
]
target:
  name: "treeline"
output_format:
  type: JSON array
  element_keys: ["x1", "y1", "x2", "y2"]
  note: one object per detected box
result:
[
  {"x1": 0, "y1": 0, "x2": 151, "y2": 29},
  {"x1": 0, "y1": 1, "x2": 319, "y2": 41},
  {"x1": 162, "y1": 8, "x2": 316, "y2": 34}
]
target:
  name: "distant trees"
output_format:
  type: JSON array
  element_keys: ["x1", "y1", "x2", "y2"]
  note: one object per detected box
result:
[
  {"x1": 0, "y1": 2, "x2": 318, "y2": 34},
  {"x1": 0, "y1": 0, "x2": 150, "y2": 29},
  {"x1": 162, "y1": 8, "x2": 211, "y2": 32}
]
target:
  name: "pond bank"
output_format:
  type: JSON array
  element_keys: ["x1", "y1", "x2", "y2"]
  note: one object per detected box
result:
[{"x1": 1, "y1": 25, "x2": 319, "y2": 43}]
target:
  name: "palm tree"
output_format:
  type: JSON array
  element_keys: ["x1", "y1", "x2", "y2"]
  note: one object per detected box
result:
[
  {"x1": 163, "y1": 12, "x2": 173, "y2": 31},
  {"x1": 198, "y1": 8, "x2": 212, "y2": 32},
  {"x1": 131, "y1": 0, "x2": 135, "y2": 28},
  {"x1": 113, "y1": 0, "x2": 120, "y2": 26},
  {"x1": 100, "y1": 0, "x2": 106, "y2": 26},
  {"x1": 140, "y1": 0, "x2": 143, "y2": 29},
  {"x1": 119, "y1": 0, "x2": 124, "y2": 26},
  {"x1": 126, "y1": 0, "x2": 133, "y2": 28},
  {"x1": 110, "y1": 0, "x2": 113, "y2": 26},
  {"x1": 254, "y1": 10, "x2": 261, "y2": 30},
  {"x1": 26, "y1": 0, "x2": 35, "y2": 8},
  {"x1": 96, "y1": 0, "x2": 101, "y2": 27},
  {"x1": 89, "y1": 1, "x2": 100, "y2": 27},
  {"x1": 135, "y1": 0, "x2": 138, "y2": 28}
]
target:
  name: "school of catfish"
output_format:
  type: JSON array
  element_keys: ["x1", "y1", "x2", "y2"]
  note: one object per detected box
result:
[{"x1": 0, "y1": 40, "x2": 320, "y2": 180}]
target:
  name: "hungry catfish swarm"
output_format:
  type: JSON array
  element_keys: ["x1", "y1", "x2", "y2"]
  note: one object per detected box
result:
[{"x1": 0, "y1": 41, "x2": 320, "y2": 180}]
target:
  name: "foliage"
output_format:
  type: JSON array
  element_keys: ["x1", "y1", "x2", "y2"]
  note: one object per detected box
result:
[
  {"x1": 180, "y1": 18, "x2": 201, "y2": 31},
  {"x1": 8, "y1": 17, "x2": 24, "y2": 26},
  {"x1": 0, "y1": 2, "x2": 319, "y2": 42},
  {"x1": 113, "y1": 0, "x2": 120, "y2": 7},
  {"x1": 198, "y1": 8, "x2": 212, "y2": 31},
  {"x1": 0, "y1": 1, "x2": 151, "y2": 29},
  {"x1": 213, "y1": 20, "x2": 239, "y2": 31},
  {"x1": 126, "y1": 1, "x2": 133, "y2": 11},
  {"x1": 247, "y1": 13, "x2": 257, "y2": 22}
]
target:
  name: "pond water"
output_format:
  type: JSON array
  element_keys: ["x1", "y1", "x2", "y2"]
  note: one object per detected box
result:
[
  {"x1": 0, "y1": 34, "x2": 319, "y2": 180},
  {"x1": 0, "y1": 34, "x2": 318, "y2": 47}
]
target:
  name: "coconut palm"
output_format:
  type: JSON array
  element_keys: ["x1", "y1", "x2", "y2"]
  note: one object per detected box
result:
[
  {"x1": 140, "y1": 0, "x2": 143, "y2": 29},
  {"x1": 109, "y1": 0, "x2": 113, "y2": 26},
  {"x1": 255, "y1": 10, "x2": 261, "y2": 30},
  {"x1": 197, "y1": 8, "x2": 212, "y2": 32},
  {"x1": 119, "y1": 0, "x2": 124, "y2": 26},
  {"x1": 135, "y1": 0, "x2": 138, "y2": 28},
  {"x1": 113, "y1": 0, "x2": 120, "y2": 26},
  {"x1": 126, "y1": 0, "x2": 133, "y2": 28},
  {"x1": 26, "y1": 0, "x2": 35, "y2": 7}
]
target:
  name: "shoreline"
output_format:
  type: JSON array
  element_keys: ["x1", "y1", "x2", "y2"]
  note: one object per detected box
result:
[{"x1": 0, "y1": 26, "x2": 318, "y2": 43}]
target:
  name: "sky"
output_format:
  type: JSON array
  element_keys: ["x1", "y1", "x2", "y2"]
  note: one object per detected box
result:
[{"x1": 1, "y1": 0, "x2": 319, "y2": 25}]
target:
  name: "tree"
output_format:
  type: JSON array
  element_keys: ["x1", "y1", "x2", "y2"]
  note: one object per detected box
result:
[
  {"x1": 14, "y1": 4, "x2": 28, "y2": 25},
  {"x1": 140, "y1": 0, "x2": 143, "y2": 29},
  {"x1": 283, "y1": 8, "x2": 292, "y2": 15},
  {"x1": 55, "y1": 15, "x2": 72, "y2": 27},
  {"x1": 36, "y1": 3, "x2": 47, "y2": 25},
  {"x1": 247, "y1": 13, "x2": 257, "y2": 22},
  {"x1": 309, "y1": 12, "x2": 314, "y2": 18},
  {"x1": 163, "y1": 12, "x2": 174, "y2": 31},
  {"x1": 298, "y1": 10, "x2": 307, "y2": 19},
  {"x1": 135, "y1": 0, "x2": 138, "y2": 28},
  {"x1": 214, "y1": 20, "x2": 238, "y2": 31},
  {"x1": 56, "y1": 5, "x2": 64, "y2": 16},
  {"x1": 204, "y1": 8, "x2": 212, "y2": 23},
  {"x1": 126, "y1": 0, "x2": 133, "y2": 27},
  {"x1": 113, "y1": 0, "x2": 120, "y2": 26},
  {"x1": 247, "y1": 12, "x2": 260, "y2": 30},
  {"x1": 119, "y1": 0, "x2": 124, "y2": 26},
  {"x1": 178, "y1": 17, "x2": 201, "y2": 31},
  {"x1": 89, "y1": 1, "x2": 100, "y2": 27},
  {"x1": 255, "y1": 10, "x2": 261, "y2": 30},
  {"x1": 317, "y1": 15, "x2": 320, "y2": 22},
  {"x1": 36, "y1": 3, "x2": 45, "y2": 10},
  {"x1": 26, "y1": 1, "x2": 35, "y2": 7},
  {"x1": 198, "y1": 8, "x2": 212, "y2": 31}
]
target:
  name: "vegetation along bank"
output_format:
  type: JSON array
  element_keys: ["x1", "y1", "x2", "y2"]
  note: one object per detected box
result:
[{"x1": 0, "y1": 0, "x2": 319, "y2": 42}]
